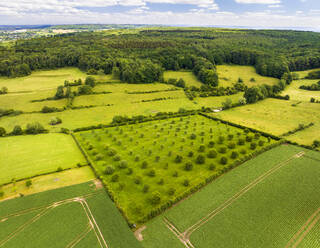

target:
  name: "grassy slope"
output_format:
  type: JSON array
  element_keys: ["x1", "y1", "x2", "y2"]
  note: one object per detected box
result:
[
  {"x1": 0, "y1": 182, "x2": 141, "y2": 248},
  {"x1": 281, "y1": 79, "x2": 320, "y2": 102},
  {"x1": 217, "y1": 65, "x2": 279, "y2": 87},
  {"x1": 0, "y1": 167, "x2": 95, "y2": 201},
  {"x1": 190, "y1": 149, "x2": 320, "y2": 248},
  {"x1": 214, "y1": 98, "x2": 320, "y2": 146},
  {"x1": 0, "y1": 133, "x2": 86, "y2": 185},
  {"x1": 163, "y1": 71, "x2": 203, "y2": 87}
]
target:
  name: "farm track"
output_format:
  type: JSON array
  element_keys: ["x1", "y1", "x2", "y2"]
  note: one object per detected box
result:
[
  {"x1": 0, "y1": 191, "x2": 108, "y2": 248},
  {"x1": 164, "y1": 151, "x2": 305, "y2": 247},
  {"x1": 285, "y1": 207, "x2": 320, "y2": 248}
]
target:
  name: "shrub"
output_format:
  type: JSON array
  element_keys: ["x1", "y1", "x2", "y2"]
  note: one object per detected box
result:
[
  {"x1": 209, "y1": 164, "x2": 216, "y2": 171},
  {"x1": 208, "y1": 141, "x2": 215, "y2": 148},
  {"x1": 238, "y1": 138, "x2": 245, "y2": 145},
  {"x1": 218, "y1": 136, "x2": 225, "y2": 144},
  {"x1": 147, "y1": 169, "x2": 156, "y2": 177},
  {"x1": 207, "y1": 149, "x2": 217, "y2": 158},
  {"x1": 142, "y1": 185, "x2": 149, "y2": 193},
  {"x1": 57, "y1": 167, "x2": 63, "y2": 172},
  {"x1": 250, "y1": 142, "x2": 257, "y2": 150},
  {"x1": 188, "y1": 151, "x2": 194, "y2": 157},
  {"x1": 11, "y1": 125, "x2": 23, "y2": 135},
  {"x1": 0, "y1": 191, "x2": 4, "y2": 198},
  {"x1": 140, "y1": 161, "x2": 148, "y2": 169},
  {"x1": 173, "y1": 171, "x2": 179, "y2": 177},
  {"x1": 111, "y1": 174, "x2": 119, "y2": 182},
  {"x1": 113, "y1": 155, "x2": 121, "y2": 161},
  {"x1": 149, "y1": 192, "x2": 161, "y2": 205},
  {"x1": 168, "y1": 188, "x2": 176, "y2": 196},
  {"x1": 155, "y1": 156, "x2": 160, "y2": 162},
  {"x1": 175, "y1": 155, "x2": 183, "y2": 163},
  {"x1": 198, "y1": 145, "x2": 206, "y2": 152},
  {"x1": 228, "y1": 134, "x2": 234, "y2": 140},
  {"x1": 104, "y1": 145, "x2": 110, "y2": 150},
  {"x1": 220, "y1": 156, "x2": 228, "y2": 165},
  {"x1": 91, "y1": 149, "x2": 98, "y2": 155},
  {"x1": 108, "y1": 149, "x2": 117, "y2": 156},
  {"x1": 258, "y1": 140, "x2": 265, "y2": 146},
  {"x1": 134, "y1": 156, "x2": 140, "y2": 162},
  {"x1": 246, "y1": 135, "x2": 253, "y2": 142},
  {"x1": 126, "y1": 168, "x2": 133, "y2": 175},
  {"x1": 95, "y1": 154, "x2": 103, "y2": 161},
  {"x1": 228, "y1": 142, "x2": 236, "y2": 149},
  {"x1": 119, "y1": 160, "x2": 128, "y2": 169},
  {"x1": 184, "y1": 162, "x2": 193, "y2": 171},
  {"x1": 231, "y1": 151, "x2": 238, "y2": 159},
  {"x1": 134, "y1": 177, "x2": 141, "y2": 184},
  {"x1": 183, "y1": 179, "x2": 190, "y2": 187},
  {"x1": 254, "y1": 133, "x2": 261, "y2": 140},
  {"x1": 26, "y1": 179, "x2": 32, "y2": 188},
  {"x1": 196, "y1": 155, "x2": 205, "y2": 164},
  {"x1": 189, "y1": 133, "x2": 197, "y2": 140},
  {"x1": 240, "y1": 148, "x2": 247, "y2": 154},
  {"x1": 218, "y1": 146, "x2": 227, "y2": 154},
  {"x1": 105, "y1": 166, "x2": 115, "y2": 175},
  {"x1": 157, "y1": 179, "x2": 164, "y2": 185}
]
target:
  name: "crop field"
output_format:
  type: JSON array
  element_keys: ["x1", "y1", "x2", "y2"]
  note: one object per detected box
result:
[
  {"x1": 163, "y1": 71, "x2": 203, "y2": 87},
  {"x1": 217, "y1": 65, "x2": 279, "y2": 87},
  {"x1": 281, "y1": 79, "x2": 320, "y2": 102},
  {"x1": 0, "y1": 167, "x2": 95, "y2": 201},
  {"x1": 74, "y1": 114, "x2": 276, "y2": 224},
  {"x1": 140, "y1": 145, "x2": 320, "y2": 248},
  {"x1": 0, "y1": 133, "x2": 87, "y2": 185},
  {"x1": 214, "y1": 98, "x2": 320, "y2": 147},
  {"x1": 0, "y1": 181, "x2": 141, "y2": 248}
]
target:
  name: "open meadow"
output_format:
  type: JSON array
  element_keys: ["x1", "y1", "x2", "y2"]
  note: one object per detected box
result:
[
  {"x1": 140, "y1": 145, "x2": 320, "y2": 248},
  {"x1": 214, "y1": 98, "x2": 320, "y2": 147},
  {"x1": 216, "y1": 65, "x2": 279, "y2": 87},
  {"x1": 0, "y1": 181, "x2": 141, "y2": 248},
  {"x1": 75, "y1": 114, "x2": 276, "y2": 224},
  {"x1": 163, "y1": 71, "x2": 203, "y2": 87},
  {"x1": 0, "y1": 133, "x2": 86, "y2": 185},
  {"x1": 281, "y1": 79, "x2": 320, "y2": 102}
]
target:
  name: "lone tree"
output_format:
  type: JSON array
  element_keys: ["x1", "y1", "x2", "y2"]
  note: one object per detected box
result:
[{"x1": 26, "y1": 179, "x2": 32, "y2": 188}]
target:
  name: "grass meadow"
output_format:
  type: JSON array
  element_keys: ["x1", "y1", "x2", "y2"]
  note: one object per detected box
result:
[
  {"x1": 214, "y1": 98, "x2": 320, "y2": 147},
  {"x1": 141, "y1": 145, "x2": 320, "y2": 248},
  {"x1": 0, "y1": 133, "x2": 86, "y2": 185},
  {"x1": 0, "y1": 167, "x2": 95, "y2": 201},
  {"x1": 75, "y1": 114, "x2": 275, "y2": 224},
  {"x1": 281, "y1": 79, "x2": 320, "y2": 102},
  {"x1": 0, "y1": 182, "x2": 141, "y2": 248},
  {"x1": 217, "y1": 65, "x2": 279, "y2": 87},
  {"x1": 163, "y1": 71, "x2": 203, "y2": 87}
]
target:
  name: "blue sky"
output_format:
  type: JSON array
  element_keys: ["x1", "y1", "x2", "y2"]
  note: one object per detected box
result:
[{"x1": 0, "y1": 0, "x2": 319, "y2": 30}]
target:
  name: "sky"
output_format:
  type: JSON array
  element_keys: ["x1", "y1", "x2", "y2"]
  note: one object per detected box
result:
[{"x1": 0, "y1": 0, "x2": 320, "y2": 30}]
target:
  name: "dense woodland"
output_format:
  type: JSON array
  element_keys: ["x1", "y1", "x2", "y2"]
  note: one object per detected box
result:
[{"x1": 1, "y1": 28, "x2": 320, "y2": 103}]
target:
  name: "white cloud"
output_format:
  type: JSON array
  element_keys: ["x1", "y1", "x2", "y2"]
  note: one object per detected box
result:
[
  {"x1": 268, "y1": 4, "x2": 282, "y2": 8},
  {"x1": 235, "y1": 0, "x2": 281, "y2": 4}
]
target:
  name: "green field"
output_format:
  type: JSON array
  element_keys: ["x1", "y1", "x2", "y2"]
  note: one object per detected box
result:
[
  {"x1": 0, "y1": 133, "x2": 86, "y2": 185},
  {"x1": 163, "y1": 71, "x2": 203, "y2": 87},
  {"x1": 75, "y1": 114, "x2": 276, "y2": 224},
  {"x1": 217, "y1": 65, "x2": 279, "y2": 87},
  {"x1": 0, "y1": 67, "x2": 112, "y2": 93},
  {"x1": 0, "y1": 166, "x2": 95, "y2": 201},
  {"x1": 214, "y1": 98, "x2": 320, "y2": 147},
  {"x1": 140, "y1": 145, "x2": 320, "y2": 248},
  {"x1": 281, "y1": 79, "x2": 320, "y2": 102},
  {"x1": 0, "y1": 181, "x2": 141, "y2": 248}
]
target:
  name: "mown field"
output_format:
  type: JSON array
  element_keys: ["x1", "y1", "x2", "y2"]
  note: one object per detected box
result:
[
  {"x1": 75, "y1": 114, "x2": 276, "y2": 224},
  {"x1": 140, "y1": 145, "x2": 320, "y2": 248},
  {"x1": 163, "y1": 71, "x2": 203, "y2": 87},
  {"x1": 0, "y1": 182, "x2": 141, "y2": 248},
  {"x1": 0, "y1": 133, "x2": 86, "y2": 185},
  {"x1": 216, "y1": 65, "x2": 279, "y2": 87},
  {"x1": 214, "y1": 98, "x2": 320, "y2": 147}
]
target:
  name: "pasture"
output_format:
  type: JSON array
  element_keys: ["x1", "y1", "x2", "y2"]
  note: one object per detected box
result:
[
  {"x1": 0, "y1": 181, "x2": 141, "y2": 248},
  {"x1": 281, "y1": 79, "x2": 320, "y2": 102},
  {"x1": 140, "y1": 145, "x2": 320, "y2": 248},
  {"x1": 163, "y1": 71, "x2": 203, "y2": 87},
  {"x1": 216, "y1": 65, "x2": 279, "y2": 87},
  {"x1": 214, "y1": 98, "x2": 320, "y2": 147},
  {"x1": 0, "y1": 133, "x2": 86, "y2": 185},
  {"x1": 0, "y1": 166, "x2": 95, "y2": 201},
  {"x1": 75, "y1": 114, "x2": 276, "y2": 224}
]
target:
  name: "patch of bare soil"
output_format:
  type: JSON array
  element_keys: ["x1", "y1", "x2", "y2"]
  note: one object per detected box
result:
[{"x1": 134, "y1": 226, "x2": 146, "y2": 241}]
